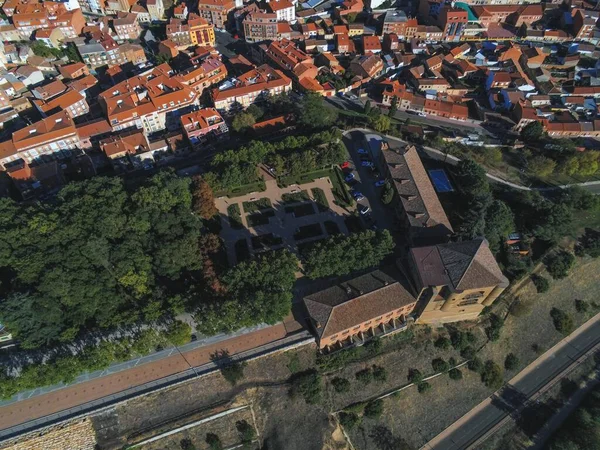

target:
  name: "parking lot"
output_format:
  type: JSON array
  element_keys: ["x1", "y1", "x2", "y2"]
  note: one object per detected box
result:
[{"x1": 341, "y1": 131, "x2": 396, "y2": 233}]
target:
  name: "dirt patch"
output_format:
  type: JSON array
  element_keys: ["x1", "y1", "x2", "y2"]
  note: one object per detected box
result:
[
  {"x1": 139, "y1": 407, "x2": 255, "y2": 450},
  {"x1": 91, "y1": 345, "x2": 316, "y2": 449}
]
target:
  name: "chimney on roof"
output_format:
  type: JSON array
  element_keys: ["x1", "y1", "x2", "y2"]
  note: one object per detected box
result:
[{"x1": 315, "y1": 321, "x2": 322, "y2": 328}]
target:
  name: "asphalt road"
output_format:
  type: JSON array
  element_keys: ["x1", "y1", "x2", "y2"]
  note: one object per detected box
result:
[
  {"x1": 325, "y1": 96, "x2": 494, "y2": 137},
  {"x1": 426, "y1": 315, "x2": 600, "y2": 450}
]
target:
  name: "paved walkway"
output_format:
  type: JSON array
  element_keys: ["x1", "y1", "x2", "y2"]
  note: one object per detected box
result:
[
  {"x1": 216, "y1": 177, "x2": 350, "y2": 265},
  {"x1": 0, "y1": 324, "x2": 288, "y2": 433}
]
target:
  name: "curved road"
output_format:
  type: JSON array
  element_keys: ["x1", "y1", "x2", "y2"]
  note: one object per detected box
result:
[
  {"x1": 343, "y1": 129, "x2": 600, "y2": 194},
  {"x1": 423, "y1": 313, "x2": 600, "y2": 450}
]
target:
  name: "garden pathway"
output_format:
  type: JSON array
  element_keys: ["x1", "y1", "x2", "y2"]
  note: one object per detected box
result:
[{"x1": 215, "y1": 178, "x2": 350, "y2": 265}]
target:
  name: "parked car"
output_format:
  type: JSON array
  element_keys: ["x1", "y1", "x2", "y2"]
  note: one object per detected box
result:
[
  {"x1": 361, "y1": 161, "x2": 374, "y2": 167},
  {"x1": 344, "y1": 172, "x2": 355, "y2": 183},
  {"x1": 340, "y1": 161, "x2": 351, "y2": 170},
  {"x1": 357, "y1": 148, "x2": 368, "y2": 155},
  {"x1": 375, "y1": 180, "x2": 385, "y2": 187},
  {"x1": 359, "y1": 205, "x2": 371, "y2": 215},
  {"x1": 418, "y1": 112, "x2": 427, "y2": 117},
  {"x1": 351, "y1": 190, "x2": 364, "y2": 201}
]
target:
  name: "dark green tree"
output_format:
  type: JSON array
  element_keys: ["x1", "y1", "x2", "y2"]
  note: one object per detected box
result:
[
  {"x1": 550, "y1": 308, "x2": 574, "y2": 335},
  {"x1": 297, "y1": 93, "x2": 338, "y2": 129},
  {"x1": 289, "y1": 370, "x2": 322, "y2": 404},
  {"x1": 480, "y1": 360, "x2": 503, "y2": 389},
  {"x1": 388, "y1": 96, "x2": 398, "y2": 117},
  {"x1": 520, "y1": 121, "x2": 543, "y2": 142},
  {"x1": 302, "y1": 230, "x2": 394, "y2": 279},
  {"x1": 545, "y1": 251, "x2": 575, "y2": 279},
  {"x1": 504, "y1": 353, "x2": 519, "y2": 370}
]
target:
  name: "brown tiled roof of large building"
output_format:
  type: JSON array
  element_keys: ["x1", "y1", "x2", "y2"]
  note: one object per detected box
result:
[
  {"x1": 13, "y1": 110, "x2": 77, "y2": 152},
  {"x1": 382, "y1": 144, "x2": 453, "y2": 235},
  {"x1": 32, "y1": 89, "x2": 85, "y2": 114},
  {"x1": 304, "y1": 270, "x2": 416, "y2": 340},
  {"x1": 76, "y1": 119, "x2": 112, "y2": 139},
  {"x1": 58, "y1": 62, "x2": 87, "y2": 79},
  {"x1": 33, "y1": 79, "x2": 67, "y2": 99},
  {"x1": 410, "y1": 238, "x2": 508, "y2": 291},
  {"x1": 212, "y1": 64, "x2": 291, "y2": 102}
]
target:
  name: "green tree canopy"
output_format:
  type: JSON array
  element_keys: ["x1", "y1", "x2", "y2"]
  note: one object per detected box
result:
[
  {"x1": 195, "y1": 250, "x2": 298, "y2": 334},
  {"x1": 231, "y1": 111, "x2": 256, "y2": 133},
  {"x1": 0, "y1": 172, "x2": 203, "y2": 348},
  {"x1": 297, "y1": 93, "x2": 338, "y2": 129},
  {"x1": 302, "y1": 230, "x2": 394, "y2": 279},
  {"x1": 520, "y1": 121, "x2": 543, "y2": 142}
]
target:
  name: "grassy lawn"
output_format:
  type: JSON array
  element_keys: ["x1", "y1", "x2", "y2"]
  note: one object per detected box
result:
[
  {"x1": 330, "y1": 167, "x2": 354, "y2": 207},
  {"x1": 227, "y1": 204, "x2": 243, "y2": 230},
  {"x1": 293, "y1": 223, "x2": 323, "y2": 241},
  {"x1": 311, "y1": 188, "x2": 329, "y2": 212},
  {"x1": 278, "y1": 169, "x2": 331, "y2": 187},
  {"x1": 216, "y1": 180, "x2": 266, "y2": 198},
  {"x1": 281, "y1": 190, "x2": 310, "y2": 204},
  {"x1": 242, "y1": 197, "x2": 272, "y2": 213}
]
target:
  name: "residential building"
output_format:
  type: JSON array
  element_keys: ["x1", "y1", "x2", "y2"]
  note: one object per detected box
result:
[
  {"x1": 197, "y1": 0, "x2": 235, "y2": 29},
  {"x1": 1, "y1": 111, "x2": 79, "y2": 167},
  {"x1": 265, "y1": 38, "x2": 312, "y2": 72},
  {"x1": 407, "y1": 238, "x2": 509, "y2": 324},
  {"x1": 130, "y1": 4, "x2": 151, "y2": 23},
  {"x1": 573, "y1": 9, "x2": 596, "y2": 41},
  {"x1": 12, "y1": 3, "x2": 85, "y2": 39},
  {"x1": 77, "y1": 32, "x2": 125, "y2": 68},
  {"x1": 58, "y1": 62, "x2": 90, "y2": 79},
  {"x1": 0, "y1": 24, "x2": 22, "y2": 42},
  {"x1": 10, "y1": 65, "x2": 44, "y2": 86},
  {"x1": 382, "y1": 10, "x2": 417, "y2": 39},
  {"x1": 146, "y1": 0, "x2": 164, "y2": 20},
  {"x1": 242, "y1": 11, "x2": 277, "y2": 42},
  {"x1": 98, "y1": 64, "x2": 199, "y2": 133},
  {"x1": 34, "y1": 28, "x2": 65, "y2": 48},
  {"x1": 159, "y1": 39, "x2": 179, "y2": 59},
  {"x1": 362, "y1": 35, "x2": 381, "y2": 54},
  {"x1": 113, "y1": 12, "x2": 141, "y2": 40},
  {"x1": 180, "y1": 107, "x2": 228, "y2": 145},
  {"x1": 32, "y1": 79, "x2": 68, "y2": 100},
  {"x1": 174, "y1": 55, "x2": 228, "y2": 95},
  {"x1": 32, "y1": 89, "x2": 89, "y2": 118},
  {"x1": 174, "y1": 3, "x2": 188, "y2": 18},
  {"x1": 304, "y1": 269, "x2": 417, "y2": 351},
  {"x1": 4, "y1": 158, "x2": 66, "y2": 200},
  {"x1": 77, "y1": 0, "x2": 106, "y2": 14},
  {"x1": 378, "y1": 143, "x2": 453, "y2": 244},
  {"x1": 188, "y1": 14, "x2": 216, "y2": 46},
  {"x1": 120, "y1": 43, "x2": 147, "y2": 65},
  {"x1": 266, "y1": 0, "x2": 294, "y2": 23},
  {"x1": 349, "y1": 54, "x2": 384, "y2": 79},
  {"x1": 166, "y1": 18, "x2": 191, "y2": 47},
  {"x1": 211, "y1": 64, "x2": 292, "y2": 111},
  {"x1": 438, "y1": 6, "x2": 467, "y2": 42}
]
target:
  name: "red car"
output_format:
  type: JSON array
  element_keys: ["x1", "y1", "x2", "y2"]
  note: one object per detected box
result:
[{"x1": 340, "y1": 161, "x2": 350, "y2": 169}]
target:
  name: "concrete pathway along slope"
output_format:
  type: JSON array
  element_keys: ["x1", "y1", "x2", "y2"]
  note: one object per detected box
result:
[
  {"x1": 0, "y1": 324, "x2": 288, "y2": 434},
  {"x1": 423, "y1": 312, "x2": 600, "y2": 450}
]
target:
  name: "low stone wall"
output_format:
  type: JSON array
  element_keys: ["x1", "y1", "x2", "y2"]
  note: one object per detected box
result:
[{"x1": 0, "y1": 418, "x2": 96, "y2": 450}]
